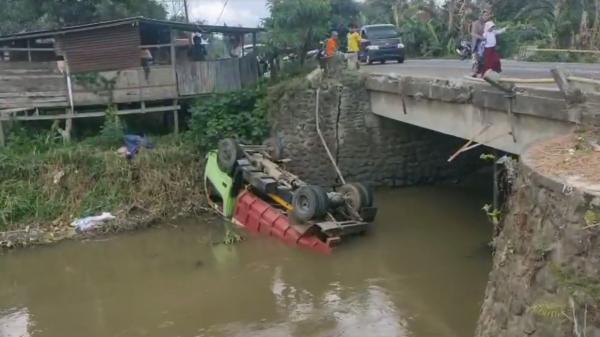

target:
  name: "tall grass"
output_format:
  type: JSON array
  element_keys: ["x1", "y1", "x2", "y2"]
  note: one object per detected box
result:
[{"x1": 0, "y1": 134, "x2": 204, "y2": 231}]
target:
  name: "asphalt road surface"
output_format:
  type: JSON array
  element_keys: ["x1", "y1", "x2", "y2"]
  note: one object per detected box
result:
[{"x1": 363, "y1": 58, "x2": 600, "y2": 80}]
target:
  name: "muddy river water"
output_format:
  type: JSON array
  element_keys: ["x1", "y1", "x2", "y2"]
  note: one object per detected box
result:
[{"x1": 0, "y1": 184, "x2": 492, "y2": 337}]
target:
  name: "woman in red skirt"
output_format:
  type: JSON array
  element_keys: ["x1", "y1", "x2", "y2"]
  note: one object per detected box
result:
[{"x1": 479, "y1": 21, "x2": 506, "y2": 76}]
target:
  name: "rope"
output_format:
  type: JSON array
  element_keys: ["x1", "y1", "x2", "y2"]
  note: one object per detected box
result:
[{"x1": 315, "y1": 88, "x2": 346, "y2": 185}]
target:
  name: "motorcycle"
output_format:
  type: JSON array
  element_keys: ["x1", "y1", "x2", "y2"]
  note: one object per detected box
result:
[{"x1": 455, "y1": 40, "x2": 472, "y2": 60}]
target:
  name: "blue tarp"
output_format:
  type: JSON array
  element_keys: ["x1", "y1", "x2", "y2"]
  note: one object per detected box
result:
[{"x1": 124, "y1": 135, "x2": 155, "y2": 159}]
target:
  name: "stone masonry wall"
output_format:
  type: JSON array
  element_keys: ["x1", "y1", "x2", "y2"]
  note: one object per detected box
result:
[
  {"x1": 475, "y1": 156, "x2": 600, "y2": 337},
  {"x1": 269, "y1": 73, "x2": 483, "y2": 189}
]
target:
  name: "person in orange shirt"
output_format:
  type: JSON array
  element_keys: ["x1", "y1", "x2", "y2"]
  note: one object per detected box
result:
[{"x1": 325, "y1": 31, "x2": 339, "y2": 57}]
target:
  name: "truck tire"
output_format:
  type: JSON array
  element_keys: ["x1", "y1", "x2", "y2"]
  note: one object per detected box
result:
[
  {"x1": 292, "y1": 185, "x2": 328, "y2": 222},
  {"x1": 218, "y1": 138, "x2": 243, "y2": 175},
  {"x1": 353, "y1": 182, "x2": 373, "y2": 207},
  {"x1": 263, "y1": 137, "x2": 283, "y2": 161},
  {"x1": 310, "y1": 185, "x2": 329, "y2": 218},
  {"x1": 339, "y1": 183, "x2": 367, "y2": 212}
]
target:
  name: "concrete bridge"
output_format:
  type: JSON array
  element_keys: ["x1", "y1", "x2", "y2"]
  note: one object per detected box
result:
[{"x1": 365, "y1": 65, "x2": 600, "y2": 154}]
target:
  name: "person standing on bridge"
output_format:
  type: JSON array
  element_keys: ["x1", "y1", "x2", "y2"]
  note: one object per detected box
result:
[
  {"x1": 347, "y1": 25, "x2": 362, "y2": 70},
  {"x1": 480, "y1": 21, "x2": 507, "y2": 76},
  {"x1": 326, "y1": 31, "x2": 340, "y2": 58},
  {"x1": 471, "y1": 10, "x2": 490, "y2": 76}
]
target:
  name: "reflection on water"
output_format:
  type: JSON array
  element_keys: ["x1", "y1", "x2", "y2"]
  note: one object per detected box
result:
[
  {"x1": 0, "y1": 307, "x2": 32, "y2": 337},
  {"x1": 0, "y1": 186, "x2": 492, "y2": 337}
]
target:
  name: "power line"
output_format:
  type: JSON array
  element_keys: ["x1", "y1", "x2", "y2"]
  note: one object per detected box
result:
[{"x1": 215, "y1": 0, "x2": 230, "y2": 24}]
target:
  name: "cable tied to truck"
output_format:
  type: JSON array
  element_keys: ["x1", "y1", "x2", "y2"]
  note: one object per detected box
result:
[{"x1": 315, "y1": 88, "x2": 346, "y2": 185}]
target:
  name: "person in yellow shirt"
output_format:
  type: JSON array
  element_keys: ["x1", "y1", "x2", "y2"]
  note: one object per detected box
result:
[{"x1": 347, "y1": 25, "x2": 362, "y2": 70}]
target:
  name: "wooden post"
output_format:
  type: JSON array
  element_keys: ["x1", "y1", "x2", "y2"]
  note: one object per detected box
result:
[
  {"x1": 64, "y1": 108, "x2": 73, "y2": 142},
  {"x1": 173, "y1": 99, "x2": 179, "y2": 135},
  {"x1": 242, "y1": 34, "x2": 246, "y2": 57},
  {"x1": 169, "y1": 29, "x2": 179, "y2": 135},
  {"x1": 63, "y1": 54, "x2": 75, "y2": 142},
  {"x1": 27, "y1": 39, "x2": 32, "y2": 62},
  {"x1": 170, "y1": 28, "x2": 177, "y2": 85},
  {"x1": 0, "y1": 120, "x2": 5, "y2": 147}
]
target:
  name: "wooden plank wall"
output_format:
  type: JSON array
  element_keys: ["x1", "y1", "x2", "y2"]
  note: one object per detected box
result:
[
  {"x1": 215, "y1": 58, "x2": 242, "y2": 93},
  {"x1": 72, "y1": 66, "x2": 177, "y2": 106},
  {"x1": 59, "y1": 24, "x2": 141, "y2": 73},
  {"x1": 0, "y1": 62, "x2": 68, "y2": 113},
  {"x1": 176, "y1": 53, "x2": 259, "y2": 96},
  {"x1": 239, "y1": 53, "x2": 259, "y2": 88}
]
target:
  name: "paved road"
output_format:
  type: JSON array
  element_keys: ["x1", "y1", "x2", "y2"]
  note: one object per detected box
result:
[{"x1": 364, "y1": 58, "x2": 600, "y2": 80}]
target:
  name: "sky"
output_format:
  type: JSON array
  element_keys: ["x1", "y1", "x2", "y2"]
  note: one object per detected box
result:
[{"x1": 187, "y1": 0, "x2": 270, "y2": 27}]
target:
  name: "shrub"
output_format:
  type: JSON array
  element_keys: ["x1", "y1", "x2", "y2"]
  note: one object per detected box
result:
[{"x1": 187, "y1": 86, "x2": 270, "y2": 151}]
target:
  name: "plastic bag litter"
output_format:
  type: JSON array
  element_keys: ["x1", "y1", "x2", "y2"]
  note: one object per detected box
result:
[{"x1": 70, "y1": 213, "x2": 116, "y2": 232}]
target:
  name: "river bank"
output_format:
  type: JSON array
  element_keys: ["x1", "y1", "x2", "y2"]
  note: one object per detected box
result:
[
  {"x1": 0, "y1": 135, "x2": 208, "y2": 249},
  {"x1": 476, "y1": 132, "x2": 600, "y2": 337}
]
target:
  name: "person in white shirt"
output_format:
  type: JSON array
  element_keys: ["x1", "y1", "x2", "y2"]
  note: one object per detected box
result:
[{"x1": 479, "y1": 21, "x2": 506, "y2": 76}]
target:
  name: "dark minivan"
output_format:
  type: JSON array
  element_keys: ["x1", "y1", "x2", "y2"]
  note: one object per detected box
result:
[{"x1": 359, "y1": 24, "x2": 405, "y2": 65}]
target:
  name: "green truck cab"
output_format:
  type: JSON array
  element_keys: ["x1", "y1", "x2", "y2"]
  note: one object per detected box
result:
[{"x1": 204, "y1": 151, "x2": 237, "y2": 218}]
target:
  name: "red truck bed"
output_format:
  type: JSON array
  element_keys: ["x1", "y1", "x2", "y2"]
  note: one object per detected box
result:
[{"x1": 232, "y1": 190, "x2": 335, "y2": 254}]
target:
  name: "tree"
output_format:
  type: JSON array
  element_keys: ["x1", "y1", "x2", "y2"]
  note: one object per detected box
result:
[
  {"x1": 0, "y1": 0, "x2": 167, "y2": 35},
  {"x1": 331, "y1": 0, "x2": 361, "y2": 28},
  {"x1": 330, "y1": 0, "x2": 361, "y2": 50},
  {"x1": 265, "y1": 0, "x2": 331, "y2": 65}
]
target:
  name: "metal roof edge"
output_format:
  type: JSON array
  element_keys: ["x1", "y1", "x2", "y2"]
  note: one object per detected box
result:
[{"x1": 0, "y1": 16, "x2": 264, "y2": 43}]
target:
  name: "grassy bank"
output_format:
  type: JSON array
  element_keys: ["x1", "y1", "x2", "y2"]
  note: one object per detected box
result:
[
  {"x1": 0, "y1": 135, "x2": 205, "y2": 238},
  {"x1": 0, "y1": 74, "x2": 296, "y2": 247}
]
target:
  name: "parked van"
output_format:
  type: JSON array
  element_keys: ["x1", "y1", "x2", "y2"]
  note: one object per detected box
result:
[{"x1": 359, "y1": 24, "x2": 405, "y2": 65}]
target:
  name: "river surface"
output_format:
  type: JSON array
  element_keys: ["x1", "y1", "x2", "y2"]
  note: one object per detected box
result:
[{"x1": 0, "y1": 184, "x2": 492, "y2": 337}]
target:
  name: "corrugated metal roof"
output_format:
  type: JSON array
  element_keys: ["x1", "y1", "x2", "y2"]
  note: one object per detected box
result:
[{"x1": 0, "y1": 17, "x2": 264, "y2": 42}]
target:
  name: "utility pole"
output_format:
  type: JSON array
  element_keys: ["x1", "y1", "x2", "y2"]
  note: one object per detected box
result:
[{"x1": 183, "y1": 0, "x2": 190, "y2": 23}]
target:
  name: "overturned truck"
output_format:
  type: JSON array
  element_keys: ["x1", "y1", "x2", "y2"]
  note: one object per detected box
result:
[{"x1": 204, "y1": 138, "x2": 377, "y2": 254}]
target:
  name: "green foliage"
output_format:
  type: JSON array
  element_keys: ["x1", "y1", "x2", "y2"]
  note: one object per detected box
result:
[
  {"x1": 553, "y1": 265, "x2": 600, "y2": 303},
  {"x1": 331, "y1": 0, "x2": 361, "y2": 29},
  {"x1": 480, "y1": 153, "x2": 497, "y2": 162},
  {"x1": 524, "y1": 51, "x2": 600, "y2": 63},
  {"x1": 0, "y1": 0, "x2": 167, "y2": 35},
  {"x1": 187, "y1": 86, "x2": 270, "y2": 151},
  {"x1": 496, "y1": 23, "x2": 546, "y2": 57},
  {"x1": 482, "y1": 204, "x2": 502, "y2": 225},
  {"x1": 531, "y1": 302, "x2": 568, "y2": 320},
  {"x1": 265, "y1": 0, "x2": 331, "y2": 65},
  {"x1": 400, "y1": 18, "x2": 448, "y2": 57},
  {"x1": 356, "y1": 0, "x2": 600, "y2": 58},
  {"x1": 3, "y1": 124, "x2": 64, "y2": 155},
  {"x1": 85, "y1": 105, "x2": 126, "y2": 149},
  {"x1": 584, "y1": 210, "x2": 600, "y2": 227}
]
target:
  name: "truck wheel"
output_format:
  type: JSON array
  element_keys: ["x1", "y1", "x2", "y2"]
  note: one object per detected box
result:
[
  {"x1": 353, "y1": 182, "x2": 373, "y2": 207},
  {"x1": 398, "y1": 57, "x2": 405, "y2": 64},
  {"x1": 339, "y1": 183, "x2": 367, "y2": 212},
  {"x1": 263, "y1": 137, "x2": 283, "y2": 161},
  {"x1": 381, "y1": 59, "x2": 386, "y2": 64},
  {"x1": 310, "y1": 185, "x2": 329, "y2": 218},
  {"x1": 218, "y1": 138, "x2": 243, "y2": 175},
  {"x1": 292, "y1": 185, "x2": 328, "y2": 222}
]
